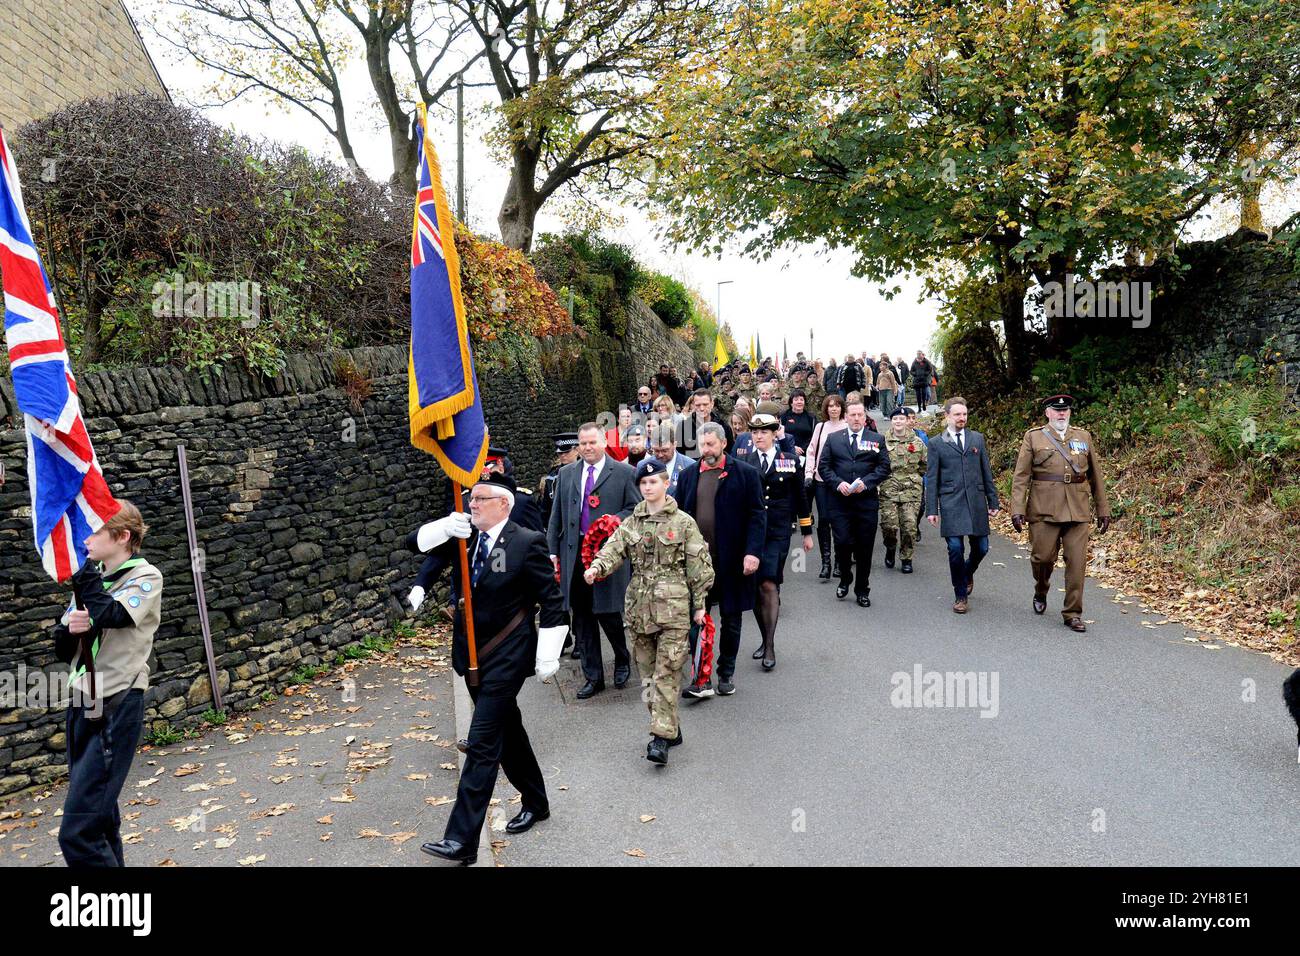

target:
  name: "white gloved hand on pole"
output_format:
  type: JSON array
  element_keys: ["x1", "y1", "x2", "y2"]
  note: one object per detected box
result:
[
  {"x1": 407, "y1": 586, "x2": 426, "y2": 613},
  {"x1": 415, "y1": 511, "x2": 473, "y2": 552},
  {"x1": 535, "y1": 625, "x2": 568, "y2": 680}
]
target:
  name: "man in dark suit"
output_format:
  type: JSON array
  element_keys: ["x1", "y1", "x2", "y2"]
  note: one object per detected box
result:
[
  {"x1": 408, "y1": 473, "x2": 567, "y2": 865},
  {"x1": 547, "y1": 422, "x2": 641, "y2": 698},
  {"x1": 818, "y1": 400, "x2": 892, "y2": 607},
  {"x1": 674, "y1": 422, "x2": 766, "y2": 695},
  {"x1": 733, "y1": 414, "x2": 813, "y2": 669},
  {"x1": 925, "y1": 396, "x2": 1000, "y2": 614}
]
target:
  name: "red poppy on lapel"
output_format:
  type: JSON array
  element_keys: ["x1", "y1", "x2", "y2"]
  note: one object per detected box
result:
[{"x1": 588, "y1": 493, "x2": 600, "y2": 508}]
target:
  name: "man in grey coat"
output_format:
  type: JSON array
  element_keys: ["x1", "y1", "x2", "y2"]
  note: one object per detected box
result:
[
  {"x1": 548, "y1": 422, "x2": 642, "y2": 697},
  {"x1": 924, "y1": 397, "x2": 1000, "y2": 614}
]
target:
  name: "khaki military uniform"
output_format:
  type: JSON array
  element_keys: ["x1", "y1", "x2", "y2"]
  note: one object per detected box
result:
[
  {"x1": 711, "y1": 382, "x2": 734, "y2": 419},
  {"x1": 879, "y1": 430, "x2": 927, "y2": 560},
  {"x1": 587, "y1": 498, "x2": 714, "y2": 739},
  {"x1": 1010, "y1": 424, "x2": 1110, "y2": 620},
  {"x1": 803, "y1": 379, "x2": 826, "y2": 417}
]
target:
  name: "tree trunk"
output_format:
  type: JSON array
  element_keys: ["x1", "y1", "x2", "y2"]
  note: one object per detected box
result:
[
  {"x1": 1238, "y1": 135, "x2": 1262, "y2": 232},
  {"x1": 498, "y1": 166, "x2": 540, "y2": 252},
  {"x1": 997, "y1": 260, "x2": 1032, "y2": 380}
]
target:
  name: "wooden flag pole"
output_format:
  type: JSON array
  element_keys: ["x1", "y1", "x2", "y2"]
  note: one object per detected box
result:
[{"x1": 452, "y1": 480, "x2": 480, "y2": 687}]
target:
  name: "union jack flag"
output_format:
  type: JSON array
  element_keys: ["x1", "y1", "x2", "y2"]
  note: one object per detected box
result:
[
  {"x1": 410, "y1": 143, "x2": 445, "y2": 268},
  {"x1": 0, "y1": 126, "x2": 119, "y2": 582}
]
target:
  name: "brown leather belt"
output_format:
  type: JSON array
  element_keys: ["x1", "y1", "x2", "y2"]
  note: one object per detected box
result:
[
  {"x1": 464, "y1": 605, "x2": 535, "y2": 662},
  {"x1": 1032, "y1": 473, "x2": 1078, "y2": 483}
]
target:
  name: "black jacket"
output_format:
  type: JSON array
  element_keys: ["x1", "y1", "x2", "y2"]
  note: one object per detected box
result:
[
  {"x1": 407, "y1": 521, "x2": 565, "y2": 681},
  {"x1": 817, "y1": 427, "x2": 892, "y2": 506},
  {"x1": 838, "y1": 361, "x2": 866, "y2": 393},
  {"x1": 733, "y1": 446, "x2": 812, "y2": 539},
  {"x1": 674, "y1": 456, "x2": 767, "y2": 614},
  {"x1": 780, "y1": 409, "x2": 816, "y2": 455},
  {"x1": 910, "y1": 358, "x2": 935, "y2": 386}
]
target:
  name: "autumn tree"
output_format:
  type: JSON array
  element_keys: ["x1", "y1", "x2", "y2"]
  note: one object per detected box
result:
[
  {"x1": 450, "y1": 0, "x2": 725, "y2": 251},
  {"x1": 648, "y1": 0, "x2": 1300, "y2": 378},
  {"x1": 146, "y1": 0, "x2": 484, "y2": 191}
]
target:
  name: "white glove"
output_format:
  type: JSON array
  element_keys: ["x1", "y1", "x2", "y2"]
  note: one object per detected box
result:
[
  {"x1": 535, "y1": 625, "x2": 568, "y2": 680},
  {"x1": 407, "y1": 586, "x2": 426, "y2": 612},
  {"x1": 415, "y1": 512, "x2": 472, "y2": 552}
]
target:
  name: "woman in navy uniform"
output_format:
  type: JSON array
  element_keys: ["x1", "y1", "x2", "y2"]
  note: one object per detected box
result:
[{"x1": 732, "y1": 413, "x2": 813, "y2": 670}]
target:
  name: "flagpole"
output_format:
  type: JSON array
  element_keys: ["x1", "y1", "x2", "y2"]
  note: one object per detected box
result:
[{"x1": 451, "y1": 480, "x2": 480, "y2": 687}]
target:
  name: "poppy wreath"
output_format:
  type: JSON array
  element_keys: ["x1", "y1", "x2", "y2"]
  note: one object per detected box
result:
[{"x1": 581, "y1": 514, "x2": 622, "y2": 574}]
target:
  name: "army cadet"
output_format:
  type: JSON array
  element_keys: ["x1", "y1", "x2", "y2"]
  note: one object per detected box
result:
[
  {"x1": 1010, "y1": 394, "x2": 1111, "y2": 632},
  {"x1": 536, "y1": 431, "x2": 579, "y2": 531},
  {"x1": 585, "y1": 458, "x2": 714, "y2": 765},
  {"x1": 733, "y1": 370, "x2": 758, "y2": 407},
  {"x1": 802, "y1": 370, "x2": 826, "y2": 420},
  {"x1": 879, "y1": 407, "x2": 927, "y2": 573},
  {"x1": 733, "y1": 413, "x2": 814, "y2": 669}
]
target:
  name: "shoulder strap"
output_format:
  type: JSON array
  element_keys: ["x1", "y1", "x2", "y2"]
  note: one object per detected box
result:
[{"x1": 1040, "y1": 426, "x2": 1085, "y2": 474}]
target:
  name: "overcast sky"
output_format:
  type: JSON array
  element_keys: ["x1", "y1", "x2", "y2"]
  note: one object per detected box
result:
[{"x1": 131, "y1": 1, "x2": 1294, "y2": 367}]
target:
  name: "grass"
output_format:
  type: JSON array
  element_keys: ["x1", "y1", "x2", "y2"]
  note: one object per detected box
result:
[{"x1": 200, "y1": 708, "x2": 228, "y2": 726}]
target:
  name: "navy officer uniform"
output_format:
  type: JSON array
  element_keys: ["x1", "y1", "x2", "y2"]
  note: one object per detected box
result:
[{"x1": 818, "y1": 413, "x2": 892, "y2": 606}]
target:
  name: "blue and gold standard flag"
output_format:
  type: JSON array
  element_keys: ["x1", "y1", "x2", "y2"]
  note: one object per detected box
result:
[{"x1": 407, "y1": 104, "x2": 488, "y2": 485}]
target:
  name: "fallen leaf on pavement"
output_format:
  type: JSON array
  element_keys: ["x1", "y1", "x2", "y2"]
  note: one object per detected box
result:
[{"x1": 624, "y1": 848, "x2": 646, "y2": 858}]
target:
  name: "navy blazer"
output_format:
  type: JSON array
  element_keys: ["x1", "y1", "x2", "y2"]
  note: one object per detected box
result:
[
  {"x1": 674, "y1": 456, "x2": 767, "y2": 614},
  {"x1": 733, "y1": 445, "x2": 812, "y2": 538},
  {"x1": 924, "y1": 429, "x2": 1000, "y2": 537},
  {"x1": 817, "y1": 427, "x2": 892, "y2": 505}
]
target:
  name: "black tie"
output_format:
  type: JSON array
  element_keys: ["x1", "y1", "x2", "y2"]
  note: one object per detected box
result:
[{"x1": 957, "y1": 431, "x2": 964, "y2": 452}]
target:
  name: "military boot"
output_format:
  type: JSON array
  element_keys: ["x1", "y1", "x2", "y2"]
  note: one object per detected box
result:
[{"x1": 646, "y1": 736, "x2": 669, "y2": 765}]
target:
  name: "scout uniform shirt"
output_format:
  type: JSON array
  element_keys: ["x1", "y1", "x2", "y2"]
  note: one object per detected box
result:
[
  {"x1": 1009, "y1": 424, "x2": 1110, "y2": 523},
  {"x1": 66, "y1": 558, "x2": 165, "y2": 699}
]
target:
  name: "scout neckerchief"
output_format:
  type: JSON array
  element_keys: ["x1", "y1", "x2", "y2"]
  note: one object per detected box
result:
[
  {"x1": 67, "y1": 557, "x2": 148, "y2": 690},
  {"x1": 1039, "y1": 425, "x2": 1086, "y2": 475}
]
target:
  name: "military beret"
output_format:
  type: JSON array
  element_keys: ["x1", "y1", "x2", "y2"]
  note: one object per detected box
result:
[
  {"x1": 900, "y1": 407, "x2": 916, "y2": 416},
  {"x1": 749, "y1": 412, "x2": 781, "y2": 431},
  {"x1": 889, "y1": 406, "x2": 910, "y2": 418},
  {"x1": 634, "y1": 457, "x2": 668, "y2": 482},
  {"x1": 553, "y1": 431, "x2": 579, "y2": 451},
  {"x1": 1042, "y1": 394, "x2": 1074, "y2": 411},
  {"x1": 626, "y1": 424, "x2": 646, "y2": 437},
  {"x1": 474, "y1": 471, "x2": 517, "y2": 496}
]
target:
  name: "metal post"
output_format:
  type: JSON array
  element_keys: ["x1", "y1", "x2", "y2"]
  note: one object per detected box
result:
[
  {"x1": 177, "y1": 445, "x2": 223, "y2": 713},
  {"x1": 456, "y1": 79, "x2": 465, "y2": 222}
]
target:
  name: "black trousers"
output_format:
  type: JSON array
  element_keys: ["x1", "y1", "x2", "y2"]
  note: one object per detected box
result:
[
  {"x1": 829, "y1": 496, "x2": 879, "y2": 598},
  {"x1": 60, "y1": 688, "x2": 144, "y2": 867},
  {"x1": 569, "y1": 555, "x2": 629, "y2": 683},
  {"x1": 688, "y1": 597, "x2": 745, "y2": 682},
  {"x1": 814, "y1": 481, "x2": 833, "y2": 557},
  {"x1": 444, "y1": 672, "x2": 547, "y2": 851}
]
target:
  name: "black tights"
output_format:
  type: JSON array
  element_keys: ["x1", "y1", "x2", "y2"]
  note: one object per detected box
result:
[{"x1": 752, "y1": 580, "x2": 780, "y2": 657}]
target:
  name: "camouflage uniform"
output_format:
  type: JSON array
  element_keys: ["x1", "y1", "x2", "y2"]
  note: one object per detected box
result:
[
  {"x1": 879, "y1": 429, "x2": 928, "y2": 560},
  {"x1": 587, "y1": 498, "x2": 714, "y2": 739},
  {"x1": 733, "y1": 375, "x2": 758, "y2": 407},
  {"x1": 803, "y1": 378, "x2": 826, "y2": 417}
]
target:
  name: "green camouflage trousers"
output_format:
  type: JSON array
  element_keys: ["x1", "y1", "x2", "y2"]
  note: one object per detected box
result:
[
  {"x1": 634, "y1": 628, "x2": 689, "y2": 739},
  {"x1": 879, "y1": 496, "x2": 921, "y2": 559}
]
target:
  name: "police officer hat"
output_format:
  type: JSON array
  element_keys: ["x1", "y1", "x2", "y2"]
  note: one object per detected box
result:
[
  {"x1": 1042, "y1": 394, "x2": 1074, "y2": 411},
  {"x1": 634, "y1": 457, "x2": 668, "y2": 482},
  {"x1": 553, "y1": 431, "x2": 579, "y2": 452},
  {"x1": 482, "y1": 445, "x2": 515, "y2": 479},
  {"x1": 749, "y1": 412, "x2": 781, "y2": 431}
]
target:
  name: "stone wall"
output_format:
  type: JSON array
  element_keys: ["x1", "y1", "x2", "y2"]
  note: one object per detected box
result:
[
  {"x1": 0, "y1": 0, "x2": 169, "y2": 130},
  {"x1": 0, "y1": 306, "x2": 693, "y2": 793}
]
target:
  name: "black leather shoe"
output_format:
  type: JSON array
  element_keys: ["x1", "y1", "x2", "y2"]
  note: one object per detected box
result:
[
  {"x1": 836, "y1": 584, "x2": 849, "y2": 599},
  {"x1": 505, "y1": 809, "x2": 550, "y2": 834},
  {"x1": 832, "y1": 560, "x2": 841, "y2": 577},
  {"x1": 646, "y1": 736, "x2": 669, "y2": 764},
  {"x1": 752, "y1": 645, "x2": 765, "y2": 660},
  {"x1": 421, "y1": 838, "x2": 476, "y2": 865},
  {"x1": 1065, "y1": 617, "x2": 1087, "y2": 633},
  {"x1": 1033, "y1": 594, "x2": 1047, "y2": 615},
  {"x1": 884, "y1": 549, "x2": 895, "y2": 569},
  {"x1": 900, "y1": 560, "x2": 913, "y2": 573},
  {"x1": 576, "y1": 679, "x2": 605, "y2": 700},
  {"x1": 856, "y1": 595, "x2": 871, "y2": 608},
  {"x1": 455, "y1": 738, "x2": 468, "y2": 754},
  {"x1": 761, "y1": 648, "x2": 775, "y2": 671},
  {"x1": 613, "y1": 666, "x2": 630, "y2": 689},
  {"x1": 569, "y1": 644, "x2": 582, "y2": 659},
  {"x1": 818, "y1": 558, "x2": 831, "y2": 580}
]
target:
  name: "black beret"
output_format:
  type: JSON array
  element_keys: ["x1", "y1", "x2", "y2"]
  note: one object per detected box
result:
[{"x1": 634, "y1": 457, "x2": 668, "y2": 482}]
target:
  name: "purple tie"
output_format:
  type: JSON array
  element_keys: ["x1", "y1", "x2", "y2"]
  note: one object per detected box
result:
[{"x1": 580, "y1": 464, "x2": 596, "y2": 534}]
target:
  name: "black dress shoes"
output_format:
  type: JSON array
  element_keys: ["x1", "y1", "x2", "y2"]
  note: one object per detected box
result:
[
  {"x1": 1033, "y1": 594, "x2": 1047, "y2": 614},
  {"x1": 420, "y1": 838, "x2": 476, "y2": 865},
  {"x1": 455, "y1": 738, "x2": 468, "y2": 754},
  {"x1": 761, "y1": 649, "x2": 775, "y2": 671},
  {"x1": 576, "y1": 679, "x2": 605, "y2": 699},
  {"x1": 884, "y1": 549, "x2": 896, "y2": 569},
  {"x1": 856, "y1": 595, "x2": 871, "y2": 608},
  {"x1": 613, "y1": 665, "x2": 630, "y2": 689},
  {"x1": 900, "y1": 559, "x2": 913, "y2": 573},
  {"x1": 836, "y1": 584, "x2": 849, "y2": 599},
  {"x1": 818, "y1": 557, "x2": 832, "y2": 580},
  {"x1": 752, "y1": 645, "x2": 765, "y2": 659},
  {"x1": 505, "y1": 809, "x2": 550, "y2": 834}
]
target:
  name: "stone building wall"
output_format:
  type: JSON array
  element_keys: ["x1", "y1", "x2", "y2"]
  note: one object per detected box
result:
[
  {"x1": 0, "y1": 304, "x2": 694, "y2": 793},
  {"x1": 0, "y1": 0, "x2": 169, "y2": 130}
]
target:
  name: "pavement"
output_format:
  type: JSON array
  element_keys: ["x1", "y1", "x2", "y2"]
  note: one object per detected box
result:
[{"x1": 4, "y1": 521, "x2": 1297, "y2": 868}]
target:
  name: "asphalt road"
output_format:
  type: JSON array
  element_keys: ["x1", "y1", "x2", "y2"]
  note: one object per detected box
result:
[{"x1": 494, "y1": 527, "x2": 1300, "y2": 866}]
